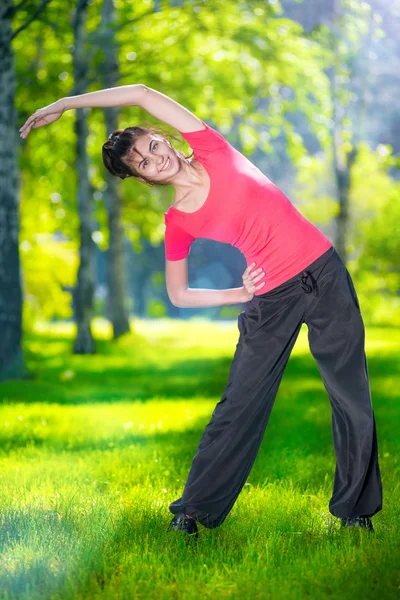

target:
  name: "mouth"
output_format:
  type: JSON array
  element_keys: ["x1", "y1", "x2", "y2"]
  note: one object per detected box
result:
[{"x1": 160, "y1": 157, "x2": 171, "y2": 172}]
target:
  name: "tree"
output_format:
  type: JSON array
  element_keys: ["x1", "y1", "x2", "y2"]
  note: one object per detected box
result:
[
  {"x1": 308, "y1": 0, "x2": 383, "y2": 263},
  {"x1": 98, "y1": 0, "x2": 130, "y2": 339},
  {"x1": 72, "y1": 0, "x2": 96, "y2": 354},
  {"x1": 0, "y1": 0, "x2": 52, "y2": 381}
]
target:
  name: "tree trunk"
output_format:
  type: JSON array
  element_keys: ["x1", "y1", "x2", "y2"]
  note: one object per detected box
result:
[
  {"x1": 330, "y1": 0, "x2": 371, "y2": 264},
  {"x1": 99, "y1": 0, "x2": 129, "y2": 338},
  {"x1": 328, "y1": 0, "x2": 347, "y2": 264},
  {"x1": 100, "y1": 0, "x2": 130, "y2": 339},
  {"x1": 104, "y1": 169, "x2": 130, "y2": 337},
  {"x1": 72, "y1": 0, "x2": 95, "y2": 354},
  {"x1": 333, "y1": 147, "x2": 358, "y2": 263},
  {"x1": 0, "y1": 2, "x2": 25, "y2": 380}
]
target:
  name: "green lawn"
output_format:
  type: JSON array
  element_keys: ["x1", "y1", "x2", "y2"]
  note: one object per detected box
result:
[{"x1": 0, "y1": 318, "x2": 399, "y2": 599}]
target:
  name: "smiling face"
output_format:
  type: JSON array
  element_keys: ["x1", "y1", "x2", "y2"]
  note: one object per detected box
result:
[{"x1": 124, "y1": 133, "x2": 181, "y2": 184}]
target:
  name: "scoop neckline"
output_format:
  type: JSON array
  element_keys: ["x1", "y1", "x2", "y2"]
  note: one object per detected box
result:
[{"x1": 169, "y1": 160, "x2": 212, "y2": 216}]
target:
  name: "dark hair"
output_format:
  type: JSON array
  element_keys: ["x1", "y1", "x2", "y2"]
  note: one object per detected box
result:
[{"x1": 102, "y1": 124, "x2": 193, "y2": 186}]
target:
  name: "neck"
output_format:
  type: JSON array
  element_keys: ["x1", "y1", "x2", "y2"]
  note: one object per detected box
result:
[{"x1": 171, "y1": 159, "x2": 203, "y2": 197}]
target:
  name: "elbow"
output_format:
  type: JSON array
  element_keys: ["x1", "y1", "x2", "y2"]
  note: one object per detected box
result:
[
  {"x1": 133, "y1": 84, "x2": 149, "y2": 106},
  {"x1": 169, "y1": 288, "x2": 187, "y2": 307},
  {"x1": 139, "y1": 84, "x2": 154, "y2": 102},
  {"x1": 168, "y1": 293, "x2": 181, "y2": 307}
]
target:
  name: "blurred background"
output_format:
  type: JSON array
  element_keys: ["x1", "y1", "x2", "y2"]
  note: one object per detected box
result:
[{"x1": 1, "y1": 0, "x2": 400, "y2": 376}]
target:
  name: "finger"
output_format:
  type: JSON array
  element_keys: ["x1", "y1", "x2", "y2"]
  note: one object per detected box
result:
[
  {"x1": 21, "y1": 120, "x2": 37, "y2": 138},
  {"x1": 244, "y1": 262, "x2": 256, "y2": 274},
  {"x1": 20, "y1": 111, "x2": 42, "y2": 132},
  {"x1": 19, "y1": 116, "x2": 32, "y2": 131},
  {"x1": 256, "y1": 282, "x2": 266, "y2": 290},
  {"x1": 20, "y1": 118, "x2": 37, "y2": 135},
  {"x1": 32, "y1": 118, "x2": 44, "y2": 128},
  {"x1": 27, "y1": 121, "x2": 37, "y2": 135},
  {"x1": 21, "y1": 127, "x2": 33, "y2": 139},
  {"x1": 20, "y1": 115, "x2": 38, "y2": 131},
  {"x1": 248, "y1": 270, "x2": 263, "y2": 282},
  {"x1": 250, "y1": 268, "x2": 264, "y2": 279},
  {"x1": 243, "y1": 269, "x2": 254, "y2": 281},
  {"x1": 30, "y1": 117, "x2": 45, "y2": 131},
  {"x1": 19, "y1": 122, "x2": 30, "y2": 135}
]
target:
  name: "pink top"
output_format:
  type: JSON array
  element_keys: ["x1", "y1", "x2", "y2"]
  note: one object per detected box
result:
[{"x1": 164, "y1": 121, "x2": 332, "y2": 295}]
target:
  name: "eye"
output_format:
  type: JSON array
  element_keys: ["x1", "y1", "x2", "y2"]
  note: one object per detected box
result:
[{"x1": 142, "y1": 142, "x2": 157, "y2": 169}]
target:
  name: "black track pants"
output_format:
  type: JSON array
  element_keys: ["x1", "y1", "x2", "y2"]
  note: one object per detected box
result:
[{"x1": 169, "y1": 246, "x2": 383, "y2": 528}]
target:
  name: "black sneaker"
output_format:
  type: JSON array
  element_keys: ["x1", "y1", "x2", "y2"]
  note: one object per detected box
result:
[
  {"x1": 341, "y1": 516, "x2": 374, "y2": 531},
  {"x1": 167, "y1": 512, "x2": 199, "y2": 541}
]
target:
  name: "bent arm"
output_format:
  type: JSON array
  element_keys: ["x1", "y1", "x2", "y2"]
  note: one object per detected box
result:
[
  {"x1": 166, "y1": 257, "x2": 247, "y2": 307},
  {"x1": 63, "y1": 84, "x2": 204, "y2": 132}
]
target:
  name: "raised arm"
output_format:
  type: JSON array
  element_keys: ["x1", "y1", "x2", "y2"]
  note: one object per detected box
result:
[{"x1": 19, "y1": 84, "x2": 205, "y2": 139}]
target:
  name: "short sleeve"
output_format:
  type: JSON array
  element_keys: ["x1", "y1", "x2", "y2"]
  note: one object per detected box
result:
[
  {"x1": 178, "y1": 120, "x2": 228, "y2": 162},
  {"x1": 164, "y1": 212, "x2": 195, "y2": 260}
]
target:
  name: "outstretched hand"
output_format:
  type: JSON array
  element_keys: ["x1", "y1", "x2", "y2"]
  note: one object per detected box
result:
[
  {"x1": 19, "y1": 99, "x2": 66, "y2": 139},
  {"x1": 241, "y1": 262, "x2": 266, "y2": 301}
]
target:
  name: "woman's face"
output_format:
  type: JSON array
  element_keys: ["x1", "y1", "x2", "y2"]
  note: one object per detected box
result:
[{"x1": 126, "y1": 134, "x2": 180, "y2": 183}]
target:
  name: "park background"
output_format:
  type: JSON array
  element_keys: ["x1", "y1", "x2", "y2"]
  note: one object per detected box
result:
[{"x1": 1, "y1": 0, "x2": 399, "y2": 598}]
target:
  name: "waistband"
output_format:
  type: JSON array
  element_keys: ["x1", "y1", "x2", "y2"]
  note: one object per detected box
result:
[{"x1": 251, "y1": 245, "x2": 337, "y2": 303}]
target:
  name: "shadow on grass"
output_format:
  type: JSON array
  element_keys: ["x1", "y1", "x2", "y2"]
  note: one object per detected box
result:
[
  {"x1": 0, "y1": 326, "x2": 400, "y2": 405},
  {"x1": 2, "y1": 339, "x2": 399, "y2": 405},
  {"x1": 0, "y1": 388, "x2": 387, "y2": 493},
  {"x1": 1, "y1": 327, "x2": 396, "y2": 472}
]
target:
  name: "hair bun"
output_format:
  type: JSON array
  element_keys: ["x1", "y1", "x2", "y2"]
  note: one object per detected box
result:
[{"x1": 109, "y1": 129, "x2": 124, "y2": 143}]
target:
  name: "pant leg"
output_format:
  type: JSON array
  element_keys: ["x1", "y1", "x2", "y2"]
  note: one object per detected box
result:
[
  {"x1": 304, "y1": 260, "x2": 383, "y2": 519},
  {"x1": 169, "y1": 292, "x2": 306, "y2": 529}
]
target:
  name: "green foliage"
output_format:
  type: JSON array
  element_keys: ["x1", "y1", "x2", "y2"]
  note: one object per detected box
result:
[
  {"x1": 147, "y1": 299, "x2": 167, "y2": 318},
  {"x1": 348, "y1": 143, "x2": 399, "y2": 287},
  {"x1": 353, "y1": 179, "x2": 400, "y2": 324},
  {"x1": 219, "y1": 305, "x2": 243, "y2": 319},
  {"x1": 349, "y1": 143, "x2": 395, "y2": 220},
  {"x1": 20, "y1": 238, "x2": 78, "y2": 330},
  {"x1": 293, "y1": 150, "x2": 338, "y2": 226},
  {"x1": 293, "y1": 140, "x2": 400, "y2": 324}
]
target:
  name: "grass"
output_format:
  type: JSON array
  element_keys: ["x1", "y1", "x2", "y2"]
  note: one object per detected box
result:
[{"x1": 0, "y1": 317, "x2": 399, "y2": 599}]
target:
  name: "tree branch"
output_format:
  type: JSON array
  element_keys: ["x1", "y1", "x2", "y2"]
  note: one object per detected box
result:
[
  {"x1": 9, "y1": 0, "x2": 54, "y2": 42},
  {"x1": 110, "y1": 8, "x2": 155, "y2": 34}
]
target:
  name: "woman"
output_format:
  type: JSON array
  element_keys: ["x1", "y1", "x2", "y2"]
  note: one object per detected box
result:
[{"x1": 20, "y1": 84, "x2": 382, "y2": 540}]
